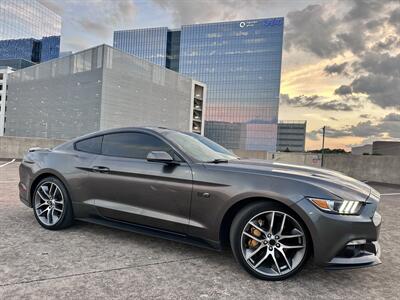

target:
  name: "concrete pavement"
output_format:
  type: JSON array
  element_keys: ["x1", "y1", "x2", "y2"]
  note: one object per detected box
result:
[{"x1": 0, "y1": 161, "x2": 399, "y2": 299}]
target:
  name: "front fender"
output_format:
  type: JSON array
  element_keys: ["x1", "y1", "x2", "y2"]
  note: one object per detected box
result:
[{"x1": 189, "y1": 164, "x2": 339, "y2": 242}]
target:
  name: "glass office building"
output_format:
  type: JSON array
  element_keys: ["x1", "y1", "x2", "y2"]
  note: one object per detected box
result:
[
  {"x1": 113, "y1": 18, "x2": 283, "y2": 151},
  {"x1": 114, "y1": 27, "x2": 169, "y2": 67},
  {"x1": 0, "y1": 0, "x2": 61, "y2": 63}
]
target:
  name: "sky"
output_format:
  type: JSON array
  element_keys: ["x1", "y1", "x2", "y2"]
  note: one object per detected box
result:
[{"x1": 38, "y1": 0, "x2": 400, "y2": 150}]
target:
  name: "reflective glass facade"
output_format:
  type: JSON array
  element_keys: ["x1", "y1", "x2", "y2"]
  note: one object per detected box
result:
[
  {"x1": 40, "y1": 35, "x2": 61, "y2": 62},
  {"x1": 0, "y1": 0, "x2": 61, "y2": 63},
  {"x1": 113, "y1": 18, "x2": 283, "y2": 151},
  {"x1": 113, "y1": 27, "x2": 168, "y2": 67},
  {"x1": 180, "y1": 19, "x2": 283, "y2": 151}
]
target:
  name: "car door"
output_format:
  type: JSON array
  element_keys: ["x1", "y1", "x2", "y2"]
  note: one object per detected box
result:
[
  {"x1": 90, "y1": 131, "x2": 193, "y2": 234},
  {"x1": 69, "y1": 135, "x2": 104, "y2": 217}
]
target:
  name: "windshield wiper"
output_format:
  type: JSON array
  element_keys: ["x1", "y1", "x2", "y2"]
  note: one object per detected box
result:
[{"x1": 206, "y1": 159, "x2": 229, "y2": 164}]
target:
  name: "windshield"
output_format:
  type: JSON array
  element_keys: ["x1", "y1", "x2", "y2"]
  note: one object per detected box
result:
[{"x1": 163, "y1": 131, "x2": 239, "y2": 162}]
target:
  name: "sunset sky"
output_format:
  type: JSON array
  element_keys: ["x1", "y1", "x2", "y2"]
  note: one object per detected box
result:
[{"x1": 39, "y1": 0, "x2": 400, "y2": 150}]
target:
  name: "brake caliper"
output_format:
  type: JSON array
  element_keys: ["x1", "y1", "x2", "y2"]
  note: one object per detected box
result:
[{"x1": 247, "y1": 219, "x2": 264, "y2": 248}]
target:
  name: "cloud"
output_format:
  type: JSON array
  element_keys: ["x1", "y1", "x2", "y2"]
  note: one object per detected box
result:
[
  {"x1": 78, "y1": 19, "x2": 110, "y2": 38},
  {"x1": 351, "y1": 74, "x2": 400, "y2": 109},
  {"x1": 309, "y1": 113, "x2": 400, "y2": 140},
  {"x1": 117, "y1": 0, "x2": 136, "y2": 21},
  {"x1": 344, "y1": 0, "x2": 385, "y2": 21},
  {"x1": 343, "y1": 49, "x2": 400, "y2": 110},
  {"x1": 152, "y1": 0, "x2": 270, "y2": 26},
  {"x1": 334, "y1": 85, "x2": 352, "y2": 95},
  {"x1": 281, "y1": 94, "x2": 359, "y2": 111},
  {"x1": 365, "y1": 19, "x2": 383, "y2": 32},
  {"x1": 360, "y1": 114, "x2": 371, "y2": 119},
  {"x1": 75, "y1": 1, "x2": 137, "y2": 39},
  {"x1": 336, "y1": 31, "x2": 366, "y2": 55},
  {"x1": 285, "y1": 5, "x2": 343, "y2": 58},
  {"x1": 307, "y1": 131, "x2": 320, "y2": 141},
  {"x1": 324, "y1": 62, "x2": 348, "y2": 75},
  {"x1": 382, "y1": 113, "x2": 400, "y2": 122},
  {"x1": 284, "y1": 1, "x2": 393, "y2": 58},
  {"x1": 284, "y1": 0, "x2": 400, "y2": 60},
  {"x1": 308, "y1": 122, "x2": 381, "y2": 139},
  {"x1": 372, "y1": 35, "x2": 399, "y2": 51},
  {"x1": 355, "y1": 52, "x2": 400, "y2": 77},
  {"x1": 284, "y1": 0, "x2": 399, "y2": 119},
  {"x1": 389, "y1": 6, "x2": 400, "y2": 34},
  {"x1": 37, "y1": 0, "x2": 64, "y2": 15},
  {"x1": 349, "y1": 120, "x2": 384, "y2": 137},
  {"x1": 63, "y1": 37, "x2": 91, "y2": 51}
]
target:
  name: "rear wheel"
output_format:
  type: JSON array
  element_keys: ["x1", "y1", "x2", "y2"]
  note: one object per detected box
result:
[
  {"x1": 33, "y1": 177, "x2": 73, "y2": 230},
  {"x1": 230, "y1": 201, "x2": 309, "y2": 280}
]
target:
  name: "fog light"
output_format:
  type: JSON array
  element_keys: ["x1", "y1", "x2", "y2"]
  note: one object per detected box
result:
[{"x1": 373, "y1": 212, "x2": 381, "y2": 227}]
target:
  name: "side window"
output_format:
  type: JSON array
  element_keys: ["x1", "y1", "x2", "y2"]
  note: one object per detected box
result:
[
  {"x1": 75, "y1": 136, "x2": 103, "y2": 154},
  {"x1": 102, "y1": 132, "x2": 173, "y2": 160}
]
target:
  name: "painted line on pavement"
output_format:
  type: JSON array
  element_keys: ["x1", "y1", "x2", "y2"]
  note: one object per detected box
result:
[
  {"x1": 381, "y1": 193, "x2": 400, "y2": 196},
  {"x1": 0, "y1": 159, "x2": 16, "y2": 168}
]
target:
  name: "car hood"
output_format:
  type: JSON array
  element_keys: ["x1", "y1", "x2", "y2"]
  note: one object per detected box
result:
[{"x1": 211, "y1": 159, "x2": 372, "y2": 202}]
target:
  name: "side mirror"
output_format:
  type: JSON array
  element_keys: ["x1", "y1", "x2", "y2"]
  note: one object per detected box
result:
[{"x1": 147, "y1": 151, "x2": 174, "y2": 163}]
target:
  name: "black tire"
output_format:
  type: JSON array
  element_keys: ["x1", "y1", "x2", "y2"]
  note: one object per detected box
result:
[
  {"x1": 32, "y1": 176, "x2": 74, "y2": 230},
  {"x1": 230, "y1": 201, "x2": 310, "y2": 280}
]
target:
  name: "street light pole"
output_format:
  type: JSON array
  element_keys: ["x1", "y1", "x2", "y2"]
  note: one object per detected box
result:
[{"x1": 321, "y1": 126, "x2": 326, "y2": 167}]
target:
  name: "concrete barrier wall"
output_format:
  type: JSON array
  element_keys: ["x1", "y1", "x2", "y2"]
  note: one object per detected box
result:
[
  {"x1": 272, "y1": 152, "x2": 323, "y2": 167},
  {"x1": 233, "y1": 150, "x2": 274, "y2": 160},
  {"x1": 0, "y1": 136, "x2": 65, "y2": 159},
  {"x1": 235, "y1": 150, "x2": 400, "y2": 185},
  {"x1": 1, "y1": 137, "x2": 399, "y2": 185},
  {"x1": 323, "y1": 154, "x2": 400, "y2": 185},
  {"x1": 233, "y1": 151, "x2": 322, "y2": 167}
]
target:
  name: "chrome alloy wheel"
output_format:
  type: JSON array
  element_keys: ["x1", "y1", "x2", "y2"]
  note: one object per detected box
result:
[
  {"x1": 240, "y1": 211, "x2": 306, "y2": 277},
  {"x1": 34, "y1": 181, "x2": 64, "y2": 226}
]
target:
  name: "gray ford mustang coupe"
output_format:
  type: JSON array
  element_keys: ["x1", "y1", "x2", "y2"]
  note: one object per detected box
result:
[{"x1": 19, "y1": 127, "x2": 382, "y2": 280}]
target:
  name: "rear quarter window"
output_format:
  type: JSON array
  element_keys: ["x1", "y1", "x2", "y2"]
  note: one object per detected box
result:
[{"x1": 75, "y1": 136, "x2": 103, "y2": 154}]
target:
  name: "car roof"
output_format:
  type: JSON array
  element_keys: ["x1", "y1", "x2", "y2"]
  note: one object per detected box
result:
[
  {"x1": 82, "y1": 126, "x2": 177, "y2": 140},
  {"x1": 54, "y1": 127, "x2": 178, "y2": 150}
]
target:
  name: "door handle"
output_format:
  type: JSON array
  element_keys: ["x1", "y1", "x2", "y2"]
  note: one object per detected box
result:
[{"x1": 92, "y1": 166, "x2": 110, "y2": 173}]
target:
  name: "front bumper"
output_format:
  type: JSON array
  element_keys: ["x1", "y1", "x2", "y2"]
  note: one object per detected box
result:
[
  {"x1": 293, "y1": 196, "x2": 382, "y2": 269},
  {"x1": 326, "y1": 240, "x2": 381, "y2": 269},
  {"x1": 19, "y1": 181, "x2": 31, "y2": 207},
  {"x1": 18, "y1": 162, "x2": 33, "y2": 208}
]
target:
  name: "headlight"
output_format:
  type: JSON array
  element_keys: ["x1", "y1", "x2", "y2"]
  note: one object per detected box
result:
[{"x1": 307, "y1": 197, "x2": 362, "y2": 215}]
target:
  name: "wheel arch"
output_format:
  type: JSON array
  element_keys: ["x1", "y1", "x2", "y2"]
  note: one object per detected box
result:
[
  {"x1": 30, "y1": 170, "x2": 71, "y2": 206},
  {"x1": 219, "y1": 197, "x2": 314, "y2": 254}
]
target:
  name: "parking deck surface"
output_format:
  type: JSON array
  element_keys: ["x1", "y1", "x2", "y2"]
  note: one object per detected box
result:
[{"x1": 0, "y1": 160, "x2": 399, "y2": 299}]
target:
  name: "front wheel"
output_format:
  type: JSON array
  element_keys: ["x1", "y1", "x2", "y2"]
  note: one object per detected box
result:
[
  {"x1": 230, "y1": 202, "x2": 310, "y2": 280},
  {"x1": 32, "y1": 176, "x2": 74, "y2": 230}
]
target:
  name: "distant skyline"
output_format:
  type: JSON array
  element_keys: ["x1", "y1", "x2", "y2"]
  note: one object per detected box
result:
[{"x1": 38, "y1": 0, "x2": 400, "y2": 150}]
